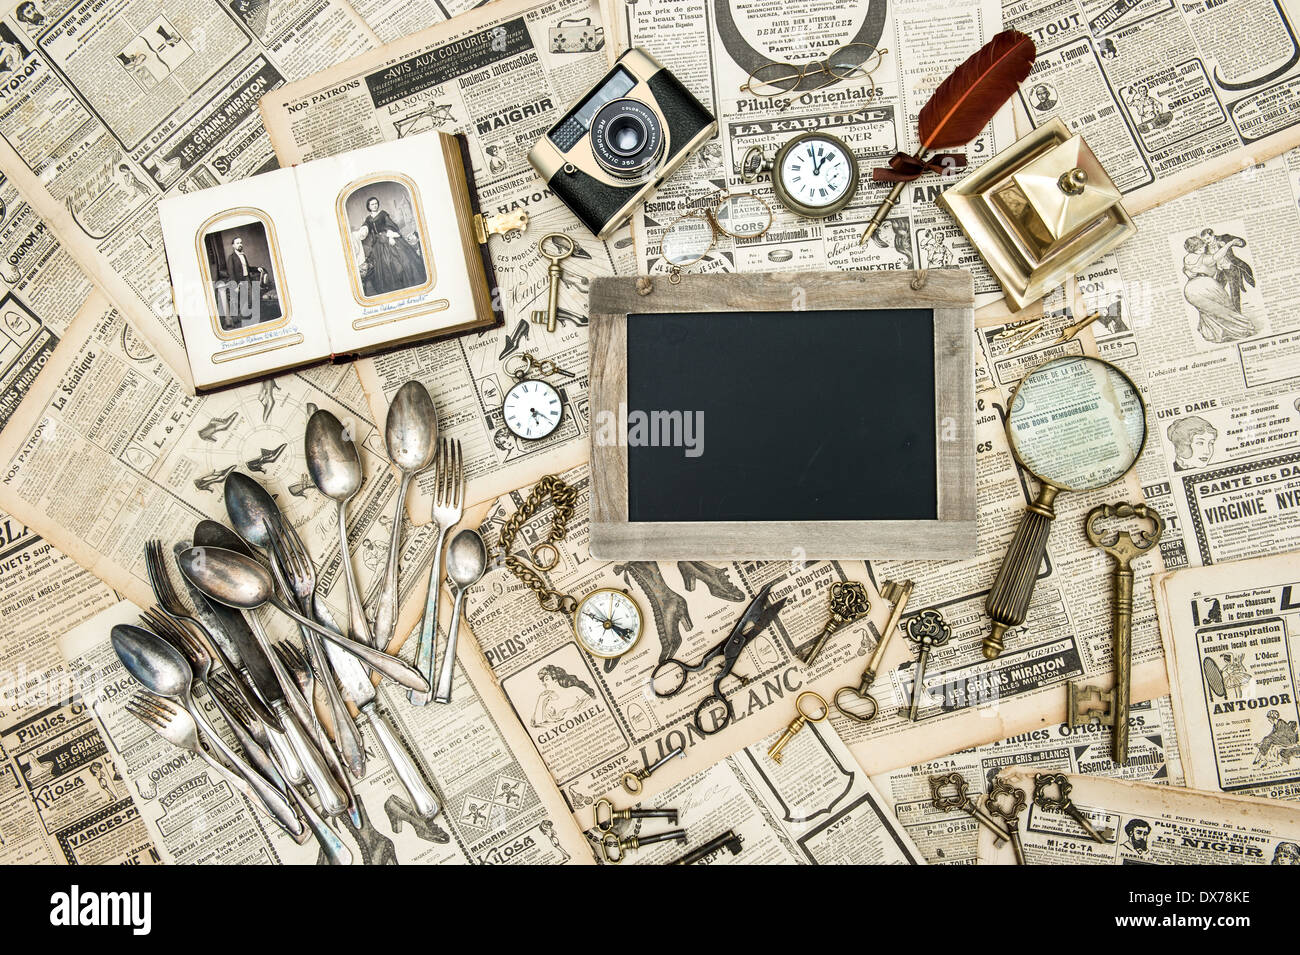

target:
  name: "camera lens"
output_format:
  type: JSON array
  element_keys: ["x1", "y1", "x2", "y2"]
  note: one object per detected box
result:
[{"x1": 590, "y1": 98, "x2": 663, "y2": 180}]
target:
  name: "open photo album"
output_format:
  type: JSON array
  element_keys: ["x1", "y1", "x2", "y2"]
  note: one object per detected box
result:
[{"x1": 158, "y1": 133, "x2": 499, "y2": 391}]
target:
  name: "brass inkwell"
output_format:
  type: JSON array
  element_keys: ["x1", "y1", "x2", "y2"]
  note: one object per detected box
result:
[{"x1": 938, "y1": 117, "x2": 1135, "y2": 310}]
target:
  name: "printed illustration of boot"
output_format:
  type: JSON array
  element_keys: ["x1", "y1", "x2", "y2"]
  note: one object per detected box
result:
[
  {"x1": 677, "y1": 561, "x2": 744, "y2": 602},
  {"x1": 385, "y1": 794, "x2": 450, "y2": 844},
  {"x1": 612, "y1": 562, "x2": 693, "y2": 672},
  {"x1": 351, "y1": 794, "x2": 399, "y2": 865}
]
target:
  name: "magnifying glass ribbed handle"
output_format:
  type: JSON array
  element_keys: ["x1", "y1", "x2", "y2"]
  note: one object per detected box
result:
[{"x1": 984, "y1": 505, "x2": 1056, "y2": 659}]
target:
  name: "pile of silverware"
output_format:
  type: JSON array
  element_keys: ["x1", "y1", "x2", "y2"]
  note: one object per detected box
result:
[{"x1": 112, "y1": 380, "x2": 481, "y2": 862}]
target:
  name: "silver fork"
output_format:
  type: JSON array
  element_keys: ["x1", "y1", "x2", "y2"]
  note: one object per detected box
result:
[
  {"x1": 268, "y1": 519, "x2": 366, "y2": 778},
  {"x1": 412, "y1": 438, "x2": 464, "y2": 706},
  {"x1": 209, "y1": 675, "x2": 351, "y2": 863},
  {"x1": 126, "y1": 692, "x2": 302, "y2": 838}
]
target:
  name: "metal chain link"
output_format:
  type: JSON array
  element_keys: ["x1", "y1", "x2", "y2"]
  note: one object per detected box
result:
[{"x1": 494, "y1": 474, "x2": 580, "y2": 615}]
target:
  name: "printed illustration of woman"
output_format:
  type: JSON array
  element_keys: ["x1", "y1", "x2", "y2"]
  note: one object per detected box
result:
[
  {"x1": 360, "y1": 196, "x2": 427, "y2": 296},
  {"x1": 863, "y1": 219, "x2": 913, "y2": 270},
  {"x1": 530, "y1": 664, "x2": 596, "y2": 727},
  {"x1": 1181, "y1": 233, "x2": 1255, "y2": 343}
]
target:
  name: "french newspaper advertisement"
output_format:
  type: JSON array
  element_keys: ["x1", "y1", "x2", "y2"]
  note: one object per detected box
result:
[
  {"x1": 62, "y1": 601, "x2": 591, "y2": 864},
  {"x1": 1155, "y1": 551, "x2": 1300, "y2": 803},
  {"x1": 1004, "y1": 0, "x2": 1300, "y2": 215},
  {"x1": 260, "y1": 0, "x2": 631, "y2": 512},
  {"x1": 870, "y1": 696, "x2": 1184, "y2": 864},
  {"x1": 980, "y1": 767, "x2": 1300, "y2": 864},
  {"x1": 0, "y1": 0, "x2": 395, "y2": 391},
  {"x1": 0, "y1": 509, "x2": 158, "y2": 864},
  {"x1": 582, "y1": 718, "x2": 924, "y2": 865},
  {"x1": 604, "y1": 0, "x2": 1015, "y2": 306},
  {"x1": 1062, "y1": 148, "x2": 1300, "y2": 570}
]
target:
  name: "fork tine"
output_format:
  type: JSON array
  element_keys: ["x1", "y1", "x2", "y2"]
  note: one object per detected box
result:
[
  {"x1": 453, "y1": 439, "x2": 464, "y2": 507},
  {"x1": 141, "y1": 607, "x2": 203, "y2": 664}
]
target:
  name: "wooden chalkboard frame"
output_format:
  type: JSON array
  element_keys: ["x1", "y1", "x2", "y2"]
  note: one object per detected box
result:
[{"x1": 588, "y1": 269, "x2": 976, "y2": 560}]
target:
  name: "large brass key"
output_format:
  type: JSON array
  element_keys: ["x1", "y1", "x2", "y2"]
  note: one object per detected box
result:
[
  {"x1": 1067, "y1": 502, "x2": 1164, "y2": 764},
  {"x1": 801, "y1": 580, "x2": 871, "y2": 665},
  {"x1": 530, "y1": 233, "x2": 574, "y2": 333}
]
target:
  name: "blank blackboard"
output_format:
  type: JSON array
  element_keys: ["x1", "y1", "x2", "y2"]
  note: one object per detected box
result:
[{"x1": 624, "y1": 308, "x2": 937, "y2": 523}]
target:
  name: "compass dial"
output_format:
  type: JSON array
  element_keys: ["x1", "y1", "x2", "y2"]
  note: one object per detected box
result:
[{"x1": 573, "y1": 588, "x2": 643, "y2": 658}]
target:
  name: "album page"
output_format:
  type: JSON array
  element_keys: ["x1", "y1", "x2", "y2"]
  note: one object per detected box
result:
[
  {"x1": 260, "y1": 0, "x2": 630, "y2": 514},
  {"x1": 979, "y1": 767, "x2": 1300, "y2": 864},
  {"x1": 1154, "y1": 552, "x2": 1300, "y2": 803}
]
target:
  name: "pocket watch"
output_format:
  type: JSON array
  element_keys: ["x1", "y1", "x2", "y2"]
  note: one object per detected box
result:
[
  {"x1": 742, "y1": 131, "x2": 860, "y2": 218},
  {"x1": 502, "y1": 352, "x2": 567, "y2": 440},
  {"x1": 496, "y1": 474, "x2": 644, "y2": 658}
]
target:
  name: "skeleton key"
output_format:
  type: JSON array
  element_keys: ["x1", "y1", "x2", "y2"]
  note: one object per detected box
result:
[
  {"x1": 530, "y1": 233, "x2": 574, "y2": 333},
  {"x1": 767, "y1": 692, "x2": 828, "y2": 764},
  {"x1": 801, "y1": 580, "x2": 871, "y2": 665},
  {"x1": 985, "y1": 780, "x2": 1028, "y2": 865},
  {"x1": 622, "y1": 745, "x2": 685, "y2": 794},
  {"x1": 593, "y1": 797, "x2": 679, "y2": 833},
  {"x1": 1067, "y1": 503, "x2": 1165, "y2": 764},
  {"x1": 670, "y1": 830, "x2": 744, "y2": 865},
  {"x1": 929, "y1": 772, "x2": 1009, "y2": 845},
  {"x1": 600, "y1": 828, "x2": 688, "y2": 864},
  {"x1": 1033, "y1": 772, "x2": 1115, "y2": 844},
  {"x1": 833, "y1": 579, "x2": 914, "y2": 723},
  {"x1": 900, "y1": 609, "x2": 953, "y2": 721}
]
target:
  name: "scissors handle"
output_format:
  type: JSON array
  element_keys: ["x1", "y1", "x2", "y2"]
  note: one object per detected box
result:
[
  {"x1": 650, "y1": 658, "x2": 689, "y2": 697},
  {"x1": 693, "y1": 692, "x2": 733, "y2": 735}
]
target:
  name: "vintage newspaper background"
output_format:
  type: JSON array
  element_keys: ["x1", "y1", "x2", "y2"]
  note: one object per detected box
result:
[
  {"x1": 1155, "y1": 552, "x2": 1300, "y2": 803},
  {"x1": 604, "y1": 0, "x2": 1014, "y2": 306},
  {"x1": 1004, "y1": 0, "x2": 1300, "y2": 216},
  {"x1": 61, "y1": 600, "x2": 591, "y2": 864},
  {"x1": 870, "y1": 696, "x2": 1184, "y2": 864},
  {"x1": 981, "y1": 766, "x2": 1300, "y2": 863},
  {"x1": 0, "y1": 0, "x2": 401, "y2": 390},
  {"x1": 579, "y1": 717, "x2": 924, "y2": 864},
  {"x1": 260, "y1": 0, "x2": 631, "y2": 512},
  {"x1": 0, "y1": 509, "x2": 159, "y2": 863}
]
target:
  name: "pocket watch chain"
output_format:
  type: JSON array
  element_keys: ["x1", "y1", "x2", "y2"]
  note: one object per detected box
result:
[{"x1": 494, "y1": 474, "x2": 579, "y2": 614}]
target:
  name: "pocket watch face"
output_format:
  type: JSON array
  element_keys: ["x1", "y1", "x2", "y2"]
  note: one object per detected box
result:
[
  {"x1": 503, "y1": 379, "x2": 562, "y2": 440},
  {"x1": 574, "y1": 588, "x2": 643, "y2": 658},
  {"x1": 775, "y1": 133, "x2": 859, "y2": 217}
]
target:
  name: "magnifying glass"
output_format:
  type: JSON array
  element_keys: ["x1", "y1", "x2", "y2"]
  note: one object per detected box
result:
[{"x1": 983, "y1": 356, "x2": 1147, "y2": 659}]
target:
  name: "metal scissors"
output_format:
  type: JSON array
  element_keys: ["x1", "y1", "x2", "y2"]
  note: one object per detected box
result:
[{"x1": 651, "y1": 580, "x2": 789, "y2": 735}]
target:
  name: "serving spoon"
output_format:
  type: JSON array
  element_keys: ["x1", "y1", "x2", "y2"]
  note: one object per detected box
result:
[
  {"x1": 374, "y1": 380, "x2": 438, "y2": 647},
  {"x1": 305, "y1": 409, "x2": 375, "y2": 647},
  {"x1": 177, "y1": 545, "x2": 431, "y2": 693},
  {"x1": 110, "y1": 623, "x2": 301, "y2": 837}
]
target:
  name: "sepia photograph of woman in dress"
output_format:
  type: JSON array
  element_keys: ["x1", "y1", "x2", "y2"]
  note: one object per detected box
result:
[
  {"x1": 342, "y1": 180, "x2": 429, "y2": 301},
  {"x1": 1181, "y1": 229, "x2": 1256, "y2": 343}
]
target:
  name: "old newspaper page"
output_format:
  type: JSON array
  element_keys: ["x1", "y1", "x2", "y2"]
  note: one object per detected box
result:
[
  {"x1": 981, "y1": 766, "x2": 1300, "y2": 864},
  {"x1": 1155, "y1": 551, "x2": 1300, "y2": 802},
  {"x1": 581, "y1": 718, "x2": 924, "y2": 864},
  {"x1": 0, "y1": 0, "x2": 392, "y2": 391},
  {"x1": 62, "y1": 600, "x2": 591, "y2": 864},
  {"x1": 870, "y1": 696, "x2": 1184, "y2": 864},
  {"x1": 260, "y1": 0, "x2": 630, "y2": 511},
  {"x1": 605, "y1": 0, "x2": 1015, "y2": 306},
  {"x1": 1004, "y1": 0, "x2": 1300, "y2": 216}
]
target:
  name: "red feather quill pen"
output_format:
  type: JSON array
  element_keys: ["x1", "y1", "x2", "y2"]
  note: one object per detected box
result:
[{"x1": 860, "y1": 30, "x2": 1035, "y2": 244}]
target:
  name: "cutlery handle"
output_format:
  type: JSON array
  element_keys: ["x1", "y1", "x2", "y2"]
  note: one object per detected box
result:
[
  {"x1": 274, "y1": 699, "x2": 347, "y2": 817},
  {"x1": 205, "y1": 685, "x2": 288, "y2": 796},
  {"x1": 287, "y1": 784, "x2": 352, "y2": 864},
  {"x1": 433, "y1": 589, "x2": 466, "y2": 704},
  {"x1": 336, "y1": 503, "x2": 376, "y2": 648},
  {"x1": 275, "y1": 599, "x2": 431, "y2": 692},
  {"x1": 245, "y1": 613, "x2": 317, "y2": 739},
  {"x1": 264, "y1": 722, "x2": 305, "y2": 785},
  {"x1": 364, "y1": 703, "x2": 440, "y2": 818},
  {"x1": 373, "y1": 472, "x2": 411, "y2": 648},
  {"x1": 409, "y1": 525, "x2": 447, "y2": 706},
  {"x1": 188, "y1": 700, "x2": 302, "y2": 838},
  {"x1": 303, "y1": 629, "x2": 366, "y2": 779}
]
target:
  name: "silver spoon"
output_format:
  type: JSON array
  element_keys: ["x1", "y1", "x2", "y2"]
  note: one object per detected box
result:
[
  {"x1": 433, "y1": 528, "x2": 487, "y2": 704},
  {"x1": 375, "y1": 381, "x2": 438, "y2": 647},
  {"x1": 110, "y1": 623, "x2": 301, "y2": 837},
  {"x1": 177, "y1": 545, "x2": 430, "y2": 693},
  {"x1": 305, "y1": 409, "x2": 375, "y2": 648},
  {"x1": 223, "y1": 473, "x2": 366, "y2": 779}
]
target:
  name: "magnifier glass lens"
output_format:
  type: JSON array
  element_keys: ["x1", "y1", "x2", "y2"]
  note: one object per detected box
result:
[
  {"x1": 714, "y1": 194, "x2": 771, "y2": 239},
  {"x1": 1008, "y1": 357, "x2": 1146, "y2": 490},
  {"x1": 662, "y1": 214, "x2": 714, "y2": 266}
]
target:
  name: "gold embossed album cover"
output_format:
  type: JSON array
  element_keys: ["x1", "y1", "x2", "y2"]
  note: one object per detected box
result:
[{"x1": 158, "y1": 132, "x2": 498, "y2": 391}]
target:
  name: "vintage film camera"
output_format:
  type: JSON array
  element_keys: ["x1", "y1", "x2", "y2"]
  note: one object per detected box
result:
[{"x1": 528, "y1": 48, "x2": 717, "y2": 239}]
